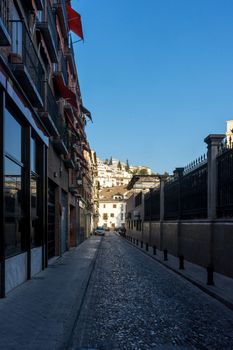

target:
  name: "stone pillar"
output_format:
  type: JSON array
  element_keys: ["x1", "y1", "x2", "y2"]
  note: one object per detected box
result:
[{"x1": 204, "y1": 134, "x2": 225, "y2": 220}]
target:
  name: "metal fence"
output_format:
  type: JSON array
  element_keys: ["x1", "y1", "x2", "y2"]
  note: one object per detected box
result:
[
  {"x1": 181, "y1": 163, "x2": 207, "y2": 219},
  {"x1": 145, "y1": 157, "x2": 208, "y2": 221},
  {"x1": 217, "y1": 147, "x2": 233, "y2": 218},
  {"x1": 164, "y1": 178, "x2": 180, "y2": 220}
]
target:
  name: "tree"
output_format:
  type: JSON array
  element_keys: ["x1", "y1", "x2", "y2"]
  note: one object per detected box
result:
[
  {"x1": 117, "y1": 161, "x2": 122, "y2": 170},
  {"x1": 104, "y1": 159, "x2": 108, "y2": 165},
  {"x1": 108, "y1": 157, "x2": 113, "y2": 165},
  {"x1": 125, "y1": 159, "x2": 130, "y2": 171},
  {"x1": 138, "y1": 168, "x2": 148, "y2": 175}
]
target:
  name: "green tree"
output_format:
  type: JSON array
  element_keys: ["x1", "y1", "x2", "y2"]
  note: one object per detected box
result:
[
  {"x1": 117, "y1": 161, "x2": 122, "y2": 170},
  {"x1": 138, "y1": 168, "x2": 148, "y2": 175},
  {"x1": 125, "y1": 159, "x2": 130, "y2": 171},
  {"x1": 108, "y1": 157, "x2": 113, "y2": 165},
  {"x1": 104, "y1": 158, "x2": 108, "y2": 165}
]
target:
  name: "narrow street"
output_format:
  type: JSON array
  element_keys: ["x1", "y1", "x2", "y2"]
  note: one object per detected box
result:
[{"x1": 69, "y1": 232, "x2": 233, "y2": 350}]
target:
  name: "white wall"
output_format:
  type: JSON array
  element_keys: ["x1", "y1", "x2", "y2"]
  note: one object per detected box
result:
[{"x1": 98, "y1": 201, "x2": 126, "y2": 228}]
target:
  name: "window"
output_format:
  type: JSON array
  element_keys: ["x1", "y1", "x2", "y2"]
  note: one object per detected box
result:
[
  {"x1": 103, "y1": 204, "x2": 106, "y2": 208},
  {"x1": 4, "y1": 157, "x2": 25, "y2": 257},
  {"x1": 103, "y1": 213, "x2": 108, "y2": 220},
  {"x1": 110, "y1": 213, "x2": 114, "y2": 218},
  {"x1": 12, "y1": 6, "x2": 23, "y2": 56},
  {"x1": 31, "y1": 137, "x2": 41, "y2": 248},
  {"x1": 121, "y1": 213, "x2": 124, "y2": 220},
  {"x1": 4, "y1": 109, "x2": 22, "y2": 162},
  {"x1": 113, "y1": 204, "x2": 116, "y2": 208}
]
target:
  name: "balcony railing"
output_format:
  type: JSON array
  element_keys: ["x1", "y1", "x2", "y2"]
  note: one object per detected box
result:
[
  {"x1": 65, "y1": 35, "x2": 76, "y2": 76},
  {"x1": 0, "y1": 0, "x2": 11, "y2": 45},
  {"x1": 53, "y1": 0, "x2": 68, "y2": 37},
  {"x1": 10, "y1": 20, "x2": 45, "y2": 107},
  {"x1": 36, "y1": 2, "x2": 58, "y2": 62},
  {"x1": 60, "y1": 51, "x2": 68, "y2": 85},
  {"x1": 47, "y1": 83, "x2": 59, "y2": 125}
]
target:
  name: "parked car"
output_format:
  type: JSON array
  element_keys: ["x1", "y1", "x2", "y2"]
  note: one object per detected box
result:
[{"x1": 94, "y1": 226, "x2": 105, "y2": 236}]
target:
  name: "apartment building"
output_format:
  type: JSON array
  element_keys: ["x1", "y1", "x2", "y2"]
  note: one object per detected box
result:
[
  {"x1": 0, "y1": 0, "x2": 93, "y2": 296},
  {"x1": 98, "y1": 186, "x2": 130, "y2": 229}
]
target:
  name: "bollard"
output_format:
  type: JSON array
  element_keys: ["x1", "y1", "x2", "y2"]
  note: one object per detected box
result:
[
  {"x1": 179, "y1": 255, "x2": 184, "y2": 270},
  {"x1": 153, "y1": 246, "x2": 156, "y2": 255},
  {"x1": 146, "y1": 243, "x2": 148, "y2": 251},
  {"x1": 163, "y1": 249, "x2": 168, "y2": 261},
  {"x1": 207, "y1": 264, "x2": 214, "y2": 285},
  {"x1": 136, "y1": 239, "x2": 138, "y2": 246},
  {"x1": 141, "y1": 241, "x2": 143, "y2": 248}
]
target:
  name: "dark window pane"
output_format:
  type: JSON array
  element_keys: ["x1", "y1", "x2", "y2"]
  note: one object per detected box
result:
[
  {"x1": 4, "y1": 109, "x2": 22, "y2": 162},
  {"x1": 31, "y1": 174, "x2": 41, "y2": 247},
  {"x1": 31, "y1": 138, "x2": 36, "y2": 173},
  {"x1": 4, "y1": 157, "x2": 24, "y2": 257}
]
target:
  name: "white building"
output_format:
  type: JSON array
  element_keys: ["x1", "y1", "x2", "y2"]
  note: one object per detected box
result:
[{"x1": 98, "y1": 186, "x2": 131, "y2": 229}]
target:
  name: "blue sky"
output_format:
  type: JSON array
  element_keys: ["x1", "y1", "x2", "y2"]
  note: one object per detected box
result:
[{"x1": 72, "y1": 0, "x2": 233, "y2": 174}]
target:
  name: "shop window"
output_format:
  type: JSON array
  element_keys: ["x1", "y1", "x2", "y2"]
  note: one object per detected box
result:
[
  {"x1": 31, "y1": 137, "x2": 42, "y2": 248},
  {"x1": 4, "y1": 157, "x2": 25, "y2": 257},
  {"x1": 4, "y1": 108, "x2": 22, "y2": 162}
]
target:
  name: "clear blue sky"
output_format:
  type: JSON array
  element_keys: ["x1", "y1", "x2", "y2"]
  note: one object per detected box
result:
[{"x1": 72, "y1": 0, "x2": 233, "y2": 174}]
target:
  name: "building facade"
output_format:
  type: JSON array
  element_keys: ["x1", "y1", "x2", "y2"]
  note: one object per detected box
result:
[
  {"x1": 0, "y1": 0, "x2": 93, "y2": 296},
  {"x1": 98, "y1": 186, "x2": 129, "y2": 229}
]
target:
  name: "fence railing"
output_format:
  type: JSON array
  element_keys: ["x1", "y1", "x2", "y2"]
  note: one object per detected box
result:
[
  {"x1": 145, "y1": 159, "x2": 208, "y2": 221},
  {"x1": 181, "y1": 163, "x2": 207, "y2": 219},
  {"x1": 217, "y1": 147, "x2": 233, "y2": 218}
]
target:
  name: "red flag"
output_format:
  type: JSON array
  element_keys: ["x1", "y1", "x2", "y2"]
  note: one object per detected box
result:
[{"x1": 66, "y1": 4, "x2": 84, "y2": 40}]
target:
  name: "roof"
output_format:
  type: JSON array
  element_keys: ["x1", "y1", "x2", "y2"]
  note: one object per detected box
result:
[
  {"x1": 99, "y1": 186, "x2": 130, "y2": 201},
  {"x1": 126, "y1": 175, "x2": 160, "y2": 190}
]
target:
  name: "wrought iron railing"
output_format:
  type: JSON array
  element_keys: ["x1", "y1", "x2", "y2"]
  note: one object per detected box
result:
[
  {"x1": 217, "y1": 147, "x2": 233, "y2": 217},
  {"x1": 60, "y1": 52, "x2": 68, "y2": 85},
  {"x1": 144, "y1": 189, "x2": 160, "y2": 221},
  {"x1": 0, "y1": 0, "x2": 10, "y2": 33},
  {"x1": 181, "y1": 163, "x2": 207, "y2": 219},
  {"x1": 47, "y1": 2, "x2": 58, "y2": 49},
  {"x1": 11, "y1": 20, "x2": 45, "y2": 99},
  {"x1": 47, "y1": 83, "x2": 58, "y2": 124},
  {"x1": 164, "y1": 177, "x2": 180, "y2": 220}
]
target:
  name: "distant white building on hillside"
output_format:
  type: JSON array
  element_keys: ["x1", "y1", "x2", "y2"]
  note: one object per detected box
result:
[{"x1": 97, "y1": 158, "x2": 132, "y2": 188}]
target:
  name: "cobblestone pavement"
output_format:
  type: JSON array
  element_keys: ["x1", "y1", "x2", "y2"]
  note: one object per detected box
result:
[{"x1": 69, "y1": 233, "x2": 233, "y2": 350}]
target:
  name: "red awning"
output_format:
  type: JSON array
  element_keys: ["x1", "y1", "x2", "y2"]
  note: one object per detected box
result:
[
  {"x1": 53, "y1": 75, "x2": 78, "y2": 109},
  {"x1": 66, "y1": 4, "x2": 84, "y2": 40}
]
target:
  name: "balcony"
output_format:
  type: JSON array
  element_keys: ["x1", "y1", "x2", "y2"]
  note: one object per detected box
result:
[
  {"x1": 36, "y1": 3, "x2": 58, "y2": 63},
  {"x1": 55, "y1": 50, "x2": 68, "y2": 85},
  {"x1": 52, "y1": 116, "x2": 68, "y2": 155},
  {"x1": 23, "y1": 0, "x2": 43, "y2": 11},
  {"x1": 53, "y1": 0, "x2": 68, "y2": 39},
  {"x1": 65, "y1": 35, "x2": 76, "y2": 76},
  {"x1": 64, "y1": 154, "x2": 75, "y2": 169},
  {"x1": 39, "y1": 83, "x2": 59, "y2": 137},
  {"x1": 9, "y1": 21, "x2": 44, "y2": 108},
  {"x1": 0, "y1": 0, "x2": 11, "y2": 46}
]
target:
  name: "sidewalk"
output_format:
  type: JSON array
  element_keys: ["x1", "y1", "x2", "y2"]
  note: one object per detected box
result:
[
  {"x1": 124, "y1": 235, "x2": 233, "y2": 311},
  {"x1": 0, "y1": 236, "x2": 102, "y2": 350}
]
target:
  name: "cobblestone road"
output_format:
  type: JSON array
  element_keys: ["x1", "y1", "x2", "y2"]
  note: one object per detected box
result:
[{"x1": 69, "y1": 232, "x2": 233, "y2": 350}]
